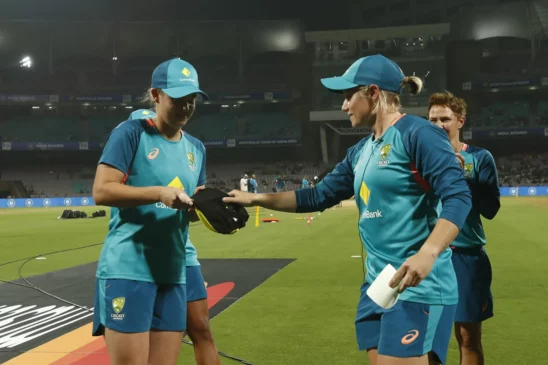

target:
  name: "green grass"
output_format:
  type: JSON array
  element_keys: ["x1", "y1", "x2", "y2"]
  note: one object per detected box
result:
[{"x1": 1, "y1": 197, "x2": 547, "y2": 364}]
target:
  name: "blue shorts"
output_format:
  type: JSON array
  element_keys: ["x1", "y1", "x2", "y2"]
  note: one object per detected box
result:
[
  {"x1": 186, "y1": 265, "x2": 208, "y2": 302},
  {"x1": 355, "y1": 283, "x2": 456, "y2": 364},
  {"x1": 92, "y1": 278, "x2": 187, "y2": 335},
  {"x1": 451, "y1": 246, "x2": 494, "y2": 323}
]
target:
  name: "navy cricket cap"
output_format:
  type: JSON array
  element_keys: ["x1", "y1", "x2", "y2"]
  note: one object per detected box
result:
[
  {"x1": 191, "y1": 188, "x2": 249, "y2": 235},
  {"x1": 151, "y1": 58, "x2": 208, "y2": 100},
  {"x1": 129, "y1": 109, "x2": 156, "y2": 120},
  {"x1": 321, "y1": 54, "x2": 405, "y2": 94}
]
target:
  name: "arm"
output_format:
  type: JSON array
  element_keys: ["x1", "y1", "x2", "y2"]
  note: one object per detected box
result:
[
  {"x1": 254, "y1": 191, "x2": 298, "y2": 212},
  {"x1": 93, "y1": 122, "x2": 160, "y2": 207},
  {"x1": 92, "y1": 122, "x2": 190, "y2": 209},
  {"x1": 93, "y1": 164, "x2": 164, "y2": 207},
  {"x1": 473, "y1": 151, "x2": 501, "y2": 220},
  {"x1": 391, "y1": 124, "x2": 472, "y2": 290},
  {"x1": 412, "y1": 125, "x2": 472, "y2": 255},
  {"x1": 290, "y1": 143, "x2": 362, "y2": 213},
  {"x1": 226, "y1": 142, "x2": 361, "y2": 212}
]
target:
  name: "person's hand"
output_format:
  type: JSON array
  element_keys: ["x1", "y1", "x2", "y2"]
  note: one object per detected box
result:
[
  {"x1": 388, "y1": 250, "x2": 436, "y2": 293},
  {"x1": 456, "y1": 153, "x2": 465, "y2": 169},
  {"x1": 193, "y1": 185, "x2": 205, "y2": 195},
  {"x1": 222, "y1": 190, "x2": 256, "y2": 207},
  {"x1": 159, "y1": 187, "x2": 193, "y2": 210},
  {"x1": 188, "y1": 186, "x2": 205, "y2": 217}
]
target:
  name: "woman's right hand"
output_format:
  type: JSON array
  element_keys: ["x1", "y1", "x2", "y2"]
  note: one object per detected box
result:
[
  {"x1": 222, "y1": 190, "x2": 257, "y2": 207},
  {"x1": 159, "y1": 187, "x2": 193, "y2": 210}
]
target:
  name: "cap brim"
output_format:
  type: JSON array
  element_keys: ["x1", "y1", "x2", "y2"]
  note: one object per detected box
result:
[
  {"x1": 320, "y1": 76, "x2": 360, "y2": 93},
  {"x1": 163, "y1": 86, "x2": 209, "y2": 100}
]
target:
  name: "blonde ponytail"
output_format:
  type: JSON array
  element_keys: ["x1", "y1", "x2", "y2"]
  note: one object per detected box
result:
[
  {"x1": 401, "y1": 76, "x2": 423, "y2": 95},
  {"x1": 141, "y1": 88, "x2": 156, "y2": 111}
]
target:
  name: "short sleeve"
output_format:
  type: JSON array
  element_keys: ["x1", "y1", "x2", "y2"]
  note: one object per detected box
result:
[{"x1": 99, "y1": 121, "x2": 143, "y2": 174}]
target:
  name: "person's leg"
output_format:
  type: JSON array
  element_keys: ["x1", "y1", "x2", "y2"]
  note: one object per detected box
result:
[
  {"x1": 93, "y1": 278, "x2": 156, "y2": 365},
  {"x1": 186, "y1": 265, "x2": 220, "y2": 365},
  {"x1": 451, "y1": 248, "x2": 493, "y2": 365},
  {"x1": 148, "y1": 330, "x2": 185, "y2": 365},
  {"x1": 187, "y1": 299, "x2": 220, "y2": 365},
  {"x1": 105, "y1": 330, "x2": 149, "y2": 365},
  {"x1": 377, "y1": 354, "x2": 430, "y2": 365},
  {"x1": 377, "y1": 301, "x2": 456, "y2": 365},
  {"x1": 367, "y1": 349, "x2": 379, "y2": 365},
  {"x1": 454, "y1": 323, "x2": 484, "y2": 365},
  {"x1": 148, "y1": 282, "x2": 187, "y2": 365},
  {"x1": 355, "y1": 283, "x2": 384, "y2": 365}
]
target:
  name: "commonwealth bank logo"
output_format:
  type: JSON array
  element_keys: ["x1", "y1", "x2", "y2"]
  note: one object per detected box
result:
[
  {"x1": 168, "y1": 176, "x2": 185, "y2": 190},
  {"x1": 359, "y1": 181, "x2": 370, "y2": 205}
]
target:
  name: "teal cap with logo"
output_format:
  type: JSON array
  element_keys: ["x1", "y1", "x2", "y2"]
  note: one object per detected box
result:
[
  {"x1": 151, "y1": 58, "x2": 208, "y2": 100},
  {"x1": 321, "y1": 54, "x2": 405, "y2": 94}
]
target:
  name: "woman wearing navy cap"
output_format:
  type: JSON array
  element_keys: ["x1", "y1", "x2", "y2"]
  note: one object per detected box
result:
[{"x1": 225, "y1": 54, "x2": 472, "y2": 365}]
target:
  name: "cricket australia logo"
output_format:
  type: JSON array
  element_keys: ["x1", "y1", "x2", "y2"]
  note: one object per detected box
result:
[
  {"x1": 464, "y1": 163, "x2": 473, "y2": 177},
  {"x1": 378, "y1": 144, "x2": 391, "y2": 167},
  {"x1": 187, "y1": 152, "x2": 196, "y2": 172},
  {"x1": 111, "y1": 297, "x2": 126, "y2": 320}
]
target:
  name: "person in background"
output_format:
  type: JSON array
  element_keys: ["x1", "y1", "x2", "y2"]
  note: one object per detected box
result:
[
  {"x1": 128, "y1": 108, "x2": 220, "y2": 365},
  {"x1": 274, "y1": 176, "x2": 285, "y2": 193},
  {"x1": 301, "y1": 177, "x2": 310, "y2": 189},
  {"x1": 249, "y1": 174, "x2": 258, "y2": 193},
  {"x1": 223, "y1": 54, "x2": 472, "y2": 365},
  {"x1": 428, "y1": 92, "x2": 500, "y2": 365},
  {"x1": 240, "y1": 174, "x2": 249, "y2": 192}
]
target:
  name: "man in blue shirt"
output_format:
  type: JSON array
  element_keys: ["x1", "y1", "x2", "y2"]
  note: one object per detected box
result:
[
  {"x1": 249, "y1": 174, "x2": 258, "y2": 193},
  {"x1": 274, "y1": 176, "x2": 285, "y2": 192},
  {"x1": 224, "y1": 55, "x2": 472, "y2": 365},
  {"x1": 91, "y1": 58, "x2": 218, "y2": 365},
  {"x1": 301, "y1": 177, "x2": 310, "y2": 189},
  {"x1": 428, "y1": 92, "x2": 500, "y2": 365}
]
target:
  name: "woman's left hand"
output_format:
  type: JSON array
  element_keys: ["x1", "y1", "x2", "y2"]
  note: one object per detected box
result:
[{"x1": 388, "y1": 250, "x2": 436, "y2": 293}]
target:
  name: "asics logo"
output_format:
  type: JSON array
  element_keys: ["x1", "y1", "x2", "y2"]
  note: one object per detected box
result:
[
  {"x1": 148, "y1": 148, "x2": 159, "y2": 160},
  {"x1": 401, "y1": 330, "x2": 419, "y2": 345}
]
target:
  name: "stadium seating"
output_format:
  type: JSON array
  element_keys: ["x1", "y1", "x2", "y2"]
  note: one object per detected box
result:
[{"x1": 1, "y1": 113, "x2": 301, "y2": 142}]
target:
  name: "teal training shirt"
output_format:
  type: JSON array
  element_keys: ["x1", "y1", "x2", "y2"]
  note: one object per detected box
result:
[
  {"x1": 296, "y1": 115, "x2": 472, "y2": 305},
  {"x1": 185, "y1": 232, "x2": 200, "y2": 267},
  {"x1": 440, "y1": 143, "x2": 500, "y2": 248},
  {"x1": 96, "y1": 118, "x2": 206, "y2": 284}
]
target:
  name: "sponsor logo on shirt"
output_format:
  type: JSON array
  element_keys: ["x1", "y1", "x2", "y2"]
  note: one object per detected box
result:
[
  {"x1": 359, "y1": 182, "x2": 370, "y2": 205},
  {"x1": 156, "y1": 176, "x2": 186, "y2": 210},
  {"x1": 361, "y1": 210, "x2": 383, "y2": 219},
  {"x1": 148, "y1": 148, "x2": 160, "y2": 160}
]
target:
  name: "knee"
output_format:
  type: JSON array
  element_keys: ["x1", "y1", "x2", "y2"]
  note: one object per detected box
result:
[
  {"x1": 187, "y1": 319, "x2": 214, "y2": 343},
  {"x1": 456, "y1": 324, "x2": 483, "y2": 352}
]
